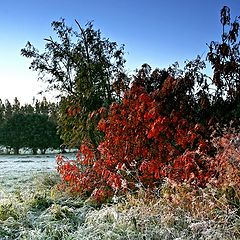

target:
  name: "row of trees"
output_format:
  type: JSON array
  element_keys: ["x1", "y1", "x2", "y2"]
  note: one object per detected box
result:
[
  {"x1": 0, "y1": 97, "x2": 61, "y2": 154},
  {"x1": 0, "y1": 97, "x2": 58, "y2": 124},
  {"x1": 22, "y1": 6, "x2": 240, "y2": 202}
]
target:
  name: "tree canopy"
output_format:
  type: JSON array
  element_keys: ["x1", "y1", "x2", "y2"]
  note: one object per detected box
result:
[
  {"x1": 0, "y1": 98, "x2": 61, "y2": 154},
  {"x1": 21, "y1": 19, "x2": 129, "y2": 147}
]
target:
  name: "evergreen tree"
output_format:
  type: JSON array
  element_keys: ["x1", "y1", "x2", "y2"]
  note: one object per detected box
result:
[
  {"x1": 12, "y1": 97, "x2": 21, "y2": 114},
  {"x1": 4, "y1": 99, "x2": 12, "y2": 120}
]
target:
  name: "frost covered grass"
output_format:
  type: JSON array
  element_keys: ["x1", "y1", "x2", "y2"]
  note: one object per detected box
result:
[{"x1": 0, "y1": 172, "x2": 239, "y2": 239}]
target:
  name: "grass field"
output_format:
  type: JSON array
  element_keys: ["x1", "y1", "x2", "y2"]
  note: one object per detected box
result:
[{"x1": 0, "y1": 155, "x2": 239, "y2": 239}]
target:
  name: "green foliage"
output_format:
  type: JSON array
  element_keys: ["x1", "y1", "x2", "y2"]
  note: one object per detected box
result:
[
  {"x1": 0, "y1": 97, "x2": 61, "y2": 154},
  {"x1": 24, "y1": 114, "x2": 61, "y2": 154},
  {"x1": 0, "y1": 113, "x2": 61, "y2": 154},
  {"x1": 0, "y1": 203, "x2": 20, "y2": 221},
  {"x1": 4, "y1": 99, "x2": 13, "y2": 121},
  {"x1": 21, "y1": 19, "x2": 129, "y2": 148},
  {"x1": 0, "y1": 114, "x2": 26, "y2": 154},
  {"x1": 0, "y1": 99, "x2": 5, "y2": 128}
]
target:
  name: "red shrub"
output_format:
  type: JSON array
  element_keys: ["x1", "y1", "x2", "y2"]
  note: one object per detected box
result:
[
  {"x1": 57, "y1": 76, "x2": 216, "y2": 202},
  {"x1": 211, "y1": 132, "x2": 240, "y2": 203}
]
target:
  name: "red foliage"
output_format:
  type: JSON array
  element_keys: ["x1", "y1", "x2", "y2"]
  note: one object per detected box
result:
[
  {"x1": 211, "y1": 132, "x2": 240, "y2": 193},
  {"x1": 57, "y1": 76, "x2": 216, "y2": 203}
]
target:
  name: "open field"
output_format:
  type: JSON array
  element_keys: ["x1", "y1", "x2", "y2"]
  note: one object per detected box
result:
[
  {"x1": 0, "y1": 154, "x2": 239, "y2": 239},
  {"x1": 0, "y1": 154, "x2": 74, "y2": 193}
]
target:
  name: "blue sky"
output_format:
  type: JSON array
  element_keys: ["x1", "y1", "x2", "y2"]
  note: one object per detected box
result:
[{"x1": 0, "y1": 0, "x2": 239, "y2": 103}]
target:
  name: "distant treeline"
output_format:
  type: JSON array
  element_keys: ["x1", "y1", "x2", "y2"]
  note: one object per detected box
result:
[{"x1": 0, "y1": 97, "x2": 62, "y2": 154}]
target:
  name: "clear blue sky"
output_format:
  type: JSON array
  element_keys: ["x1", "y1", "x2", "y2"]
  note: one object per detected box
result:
[{"x1": 0, "y1": 0, "x2": 239, "y2": 103}]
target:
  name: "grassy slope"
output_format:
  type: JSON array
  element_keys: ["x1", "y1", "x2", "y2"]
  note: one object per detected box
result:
[{"x1": 0, "y1": 172, "x2": 239, "y2": 240}]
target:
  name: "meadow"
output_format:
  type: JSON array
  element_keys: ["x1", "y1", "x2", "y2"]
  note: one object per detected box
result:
[{"x1": 0, "y1": 149, "x2": 239, "y2": 240}]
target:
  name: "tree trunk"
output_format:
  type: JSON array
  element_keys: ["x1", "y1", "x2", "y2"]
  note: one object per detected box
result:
[
  {"x1": 13, "y1": 147, "x2": 19, "y2": 155},
  {"x1": 32, "y1": 148, "x2": 38, "y2": 154},
  {"x1": 40, "y1": 148, "x2": 46, "y2": 154}
]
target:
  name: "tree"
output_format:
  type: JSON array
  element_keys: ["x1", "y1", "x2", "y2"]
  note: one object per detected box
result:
[
  {"x1": 39, "y1": 97, "x2": 49, "y2": 115},
  {"x1": 0, "y1": 113, "x2": 61, "y2": 154},
  {"x1": 4, "y1": 99, "x2": 12, "y2": 120},
  {"x1": 0, "y1": 99, "x2": 5, "y2": 127},
  {"x1": 34, "y1": 99, "x2": 41, "y2": 114},
  {"x1": 48, "y1": 101, "x2": 59, "y2": 122},
  {"x1": 21, "y1": 103, "x2": 34, "y2": 114},
  {"x1": 0, "y1": 114, "x2": 26, "y2": 154},
  {"x1": 21, "y1": 19, "x2": 129, "y2": 147},
  {"x1": 24, "y1": 114, "x2": 61, "y2": 154},
  {"x1": 0, "y1": 99, "x2": 5, "y2": 153},
  {"x1": 12, "y1": 97, "x2": 21, "y2": 114},
  {"x1": 207, "y1": 6, "x2": 240, "y2": 124}
]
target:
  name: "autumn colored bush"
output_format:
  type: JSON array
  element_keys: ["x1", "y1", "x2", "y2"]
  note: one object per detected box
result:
[
  {"x1": 56, "y1": 72, "x2": 217, "y2": 203},
  {"x1": 56, "y1": 6, "x2": 240, "y2": 203},
  {"x1": 57, "y1": 142, "x2": 116, "y2": 203},
  {"x1": 210, "y1": 130, "x2": 240, "y2": 211},
  {"x1": 56, "y1": 73, "x2": 240, "y2": 203}
]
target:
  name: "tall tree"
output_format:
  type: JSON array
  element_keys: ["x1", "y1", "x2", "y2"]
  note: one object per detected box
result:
[
  {"x1": 0, "y1": 99, "x2": 5, "y2": 127},
  {"x1": 4, "y1": 99, "x2": 12, "y2": 120},
  {"x1": 21, "y1": 19, "x2": 129, "y2": 147},
  {"x1": 12, "y1": 97, "x2": 21, "y2": 114},
  {"x1": 48, "y1": 101, "x2": 59, "y2": 123},
  {"x1": 207, "y1": 6, "x2": 240, "y2": 123},
  {"x1": 34, "y1": 99, "x2": 41, "y2": 114},
  {"x1": 39, "y1": 97, "x2": 49, "y2": 115},
  {"x1": 207, "y1": 6, "x2": 240, "y2": 100}
]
